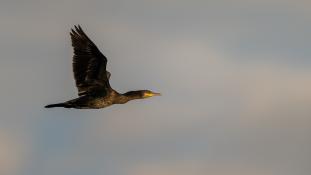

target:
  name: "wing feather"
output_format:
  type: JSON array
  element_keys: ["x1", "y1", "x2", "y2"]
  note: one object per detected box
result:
[{"x1": 70, "y1": 25, "x2": 109, "y2": 96}]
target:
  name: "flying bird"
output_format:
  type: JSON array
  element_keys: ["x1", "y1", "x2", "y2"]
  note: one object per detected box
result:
[{"x1": 45, "y1": 25, "x2": 160, "y2": 109}]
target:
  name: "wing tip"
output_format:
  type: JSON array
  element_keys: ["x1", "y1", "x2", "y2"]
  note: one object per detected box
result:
[
  {"x1": 70, "y1": 24, "x2": 85, "y2": 38},
  {"x1": 73, "y1": 24, "x2": 83, "y2": 33}
]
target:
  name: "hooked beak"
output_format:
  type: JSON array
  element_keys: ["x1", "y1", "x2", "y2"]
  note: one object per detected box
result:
[
  {"x1": 144, "y1": 91, "x2": 161, "y2": 98},
  {"x1": 152, "y1": 92, "x2": 161, "y2": 96}
]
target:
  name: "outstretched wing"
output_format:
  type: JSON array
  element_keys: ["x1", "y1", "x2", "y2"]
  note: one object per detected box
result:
[{"x1": 70, "y1": 25, "x2": 110, "y2": 96}]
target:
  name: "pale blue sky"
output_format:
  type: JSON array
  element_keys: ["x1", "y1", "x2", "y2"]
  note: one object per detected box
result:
[{"x1": 0, "y1": 0, "x2": 310, "y2": 175}]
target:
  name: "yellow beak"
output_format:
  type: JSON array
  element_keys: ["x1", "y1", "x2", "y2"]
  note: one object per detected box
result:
[
  {"x1": 152, "y1": 92, "x2": 161, "y2": 96},
  {"x1": 144, "y1": 92, "x2": 161, "y2": 98}
]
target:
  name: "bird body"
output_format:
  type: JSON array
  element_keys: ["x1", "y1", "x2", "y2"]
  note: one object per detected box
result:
[
  {"x1": 46, "y1": 91, "x2": 116, "y2": 109},
  {"x1": 45, "y1": 25, "x2": 160, "y2": 109}
]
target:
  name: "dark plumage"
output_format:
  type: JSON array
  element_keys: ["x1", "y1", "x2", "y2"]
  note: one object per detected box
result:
[{"x1": 45, "y1": 25, "x2": 160, "y2": 109}]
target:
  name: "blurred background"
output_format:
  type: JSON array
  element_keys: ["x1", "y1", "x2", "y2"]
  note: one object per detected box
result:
[{"x1": 0, "y1": 0, "x2": 310, "y2": 175}]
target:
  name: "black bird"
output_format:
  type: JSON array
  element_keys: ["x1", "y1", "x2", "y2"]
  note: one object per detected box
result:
[{"x1": 45, "y1": 25, "x2": 160, "y2": 109}]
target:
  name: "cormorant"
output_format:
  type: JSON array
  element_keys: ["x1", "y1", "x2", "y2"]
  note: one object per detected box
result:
[{"x1": 45, "y1": 25, "x2": 160, "y2": 109}]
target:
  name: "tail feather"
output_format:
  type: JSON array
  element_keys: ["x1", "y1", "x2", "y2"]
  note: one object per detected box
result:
[{"x1": 45, "y1": 103, "x2": 70, "y2": 108}]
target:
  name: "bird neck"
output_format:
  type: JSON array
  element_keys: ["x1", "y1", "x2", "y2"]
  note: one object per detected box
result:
[
  {"x1": 124, "y1": 90, "x2": 144, "y2": 100},
  {"x1": 115, "y1": 91, "x2": 143, "y2": 104}
]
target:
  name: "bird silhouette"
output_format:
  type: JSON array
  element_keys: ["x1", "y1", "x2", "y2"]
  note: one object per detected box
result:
[{"x1": 45, "y1": 25, "x2": 160, "y2": 109}]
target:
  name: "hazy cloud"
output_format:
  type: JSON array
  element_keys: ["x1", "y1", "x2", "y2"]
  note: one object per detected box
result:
[{"x1": 0, "y1": 0, "x2": 310, "y2": 175}]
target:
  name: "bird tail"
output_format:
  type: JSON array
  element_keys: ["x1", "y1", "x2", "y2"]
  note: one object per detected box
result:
[{"x1": 45, "y1": 103, "x2": 71, "y2": 108}]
